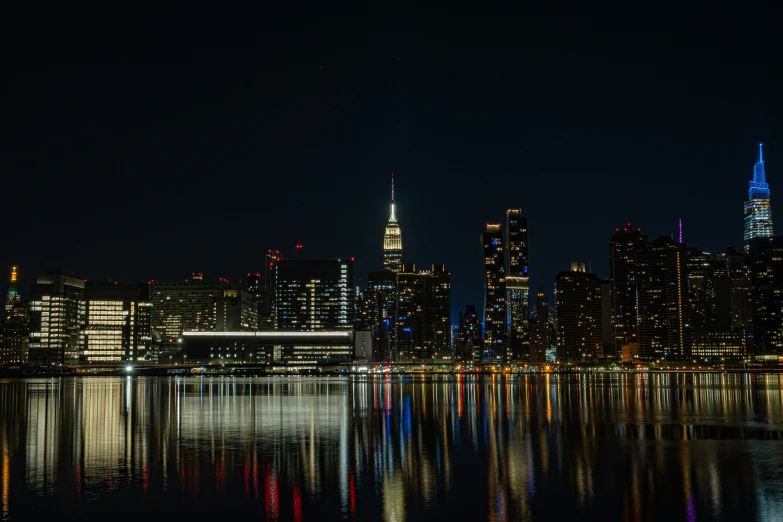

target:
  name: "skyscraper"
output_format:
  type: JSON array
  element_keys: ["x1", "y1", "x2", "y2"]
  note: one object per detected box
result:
[
  {"x1": 383, "y1": 174, "x2": 403, "y2": 273},
  {"x1": 481, "y1": 224, "x2": 507, "y2": 361},
  {"x1": 529, "y1": 288, "x2": 552, "y2": 363},
  {"x1": 749, "y1": 236, "x2": 783, "y2": 355},
  {"x1": 28, "y1": 269, "x2": 86, "y2": 365},
  {"x1": 5, "y1": 266, "x2": 20, "y2": 318},
  {"x1": 505, "y1": 209, "x2": 529, "y2": 360},
  {"x1": 455, "y1": 304, "x2": 481, "y2": 362},
  {"x1": 395, "y1": 264, "x2": 451, "y2": 361},
  {"x1": 744, "y1": 144, "x2": 773, "y2": 253},
  {"x1": 637, "y1": 237, "x2": 690, "y2": 360},
  {"x1": 83, "y1": 283, "x2": 152, "y2": 364},
  {"x1": 555, "y1": 263, "x2": 603, "y2": 362},
  {"x1": 609, "y1": 224, "x2": 648, "y2": 355},
  {"x1": 275, "y1": 259, "x2": 354, "y2": 331},
  {"x1": 358, "y1": 270, "x2": 397, "y2": 361}
]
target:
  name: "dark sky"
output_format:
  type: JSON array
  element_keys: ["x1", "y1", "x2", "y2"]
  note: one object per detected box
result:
[{"x1": 2, "y1": 6, "x2": 781, "y2": 323}]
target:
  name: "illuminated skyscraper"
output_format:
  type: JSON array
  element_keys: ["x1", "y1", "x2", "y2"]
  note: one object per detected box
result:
[
  {"x1": 455, "y1": 304, "x2": 481, "y2": 362},
  {"x1": 744, "y1": 144, "x2": 773, "y2": 253},
  {"x1": 275, "y1": 258, "x2": 354, "y2": 331},
  {"x1": 609, "y1": 224, "x2": 648, "y2": 355},
  {"x1": 394, "y1": 264, "x2": 450, "y2": 361},
  {"x1": 383, "y1": 174, "x2": 403, "y2": 273},
  {"x1": 749, "y1": 236, "x2": 783, "y2": 355},
  {"x1": 529, "y1": 288, "x2": 552, "y2": 363},
  {"x1": 28, "y1": 269, "x2": 86, "y2": 365},
  {"x1": 83, "y1": 283, "x2": 152, "y2": 364},
  {"x1": 505, "y1": 209, "x2": 529, "y2": 360},
  {"x1": 481, "y1": 224, "x2": 507, "y2": 361},
  {"x1": 555, "y1": 263, "x2": 604, "y2": 362},
  {"x1": 358, "y1": 270, "x2": 396, "y2": 361},
  {"x1": 5, "y1": 266, "x2": 19, "y2": 318}
]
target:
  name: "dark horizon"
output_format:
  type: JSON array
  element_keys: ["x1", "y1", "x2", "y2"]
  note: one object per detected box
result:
[{"x1": 3, "y1": 6, "x2": 781, "y2": 323}]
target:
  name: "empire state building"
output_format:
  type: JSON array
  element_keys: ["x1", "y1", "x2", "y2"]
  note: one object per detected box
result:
[{"x1": 383, "y1": 174, "x2": 403, "y2": 272}]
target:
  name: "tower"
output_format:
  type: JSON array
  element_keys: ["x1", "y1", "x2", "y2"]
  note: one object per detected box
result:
[
  {"x1": 505, "y1": 209, "x2": 529, "y2": 360},
  {"x1": 609, "y1": 223, "x2": 648, "y2": 355},
  {"x1": 555, "y1": 263, "x2": 604, "y2": 362},
  {"x1": 744, "y1": 144, "x2": 773, "y2": 252},
  {"x1": 383, "y1": 174, "x2": 403, "y2": 273},
  {"x1": 5, "y1": 266, "x2": 20, "y2": 318},
  {"x1": 481, "y1": 224, "x2": 507, "y2": 361}
]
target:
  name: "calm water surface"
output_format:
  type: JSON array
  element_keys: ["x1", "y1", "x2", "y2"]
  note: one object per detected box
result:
[{"x1": 2, "y1": 374, "x2": 783, "y2": 521}]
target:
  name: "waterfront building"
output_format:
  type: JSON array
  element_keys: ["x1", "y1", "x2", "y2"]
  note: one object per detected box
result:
[
  {"x1": 182, "y1": 331, "x2": 353, "y2": 366},
  {"x1": 505, "y1": 209, "x2": 529, "y2": 360},
  {"x1": 395, "y1": 264, "x2": 451, "y2": 361},
  {"x1": 216, "y1": 284, "x2": 259, "y2": 332},
  {"x1": 636, "y1": 237, "x2": 690, "y2": 360},
  {"x1": 609, "y1": 223, "x2": 648, "y2": 355},
  {"x1": 383, "y1": 174, "x2": 403, "y2": 273},
  {"x1": 359, "y1": 270, "x2": 396, "y2": 361},
  {"x1": 529, "y1": 288, "x2": 552, "y2": 363},
  {"x1": 455, "y1": 304, "x2": 481, "y2": 363},
  {"x1": 481, "y1": 224, "x2": 507, "y2": 361},
  {"x1": 275, "y1": 258, "x2": 354, "y2": 331},
  {"x1": 749, "y1": 235, "x2": 783, "y2": 355},
  {"x1": 83, "y1": 283, "x2": 152, "y2": 364},
  {"x1": 555, "y1": 263, "x2": 603, "y2": 362},
  {"x1": 150, "y1": 277, "x2": 226, "y2": 349},
  {"x1": 744, "y1": 144, "x2": 773, "y2": 253},
  {"x1": 28, "y1": 269, "x2": 86, "y2": 365}
]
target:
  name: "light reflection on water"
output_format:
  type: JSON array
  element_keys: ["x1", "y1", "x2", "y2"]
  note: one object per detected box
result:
[{"x1": 1, "y1": 373, "x2": 783, "y2": 520}]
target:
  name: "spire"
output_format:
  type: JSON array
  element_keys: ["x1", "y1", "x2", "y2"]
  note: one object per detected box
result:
[
  {"x1": 678, "y1": 218, "x2": 683, "y2": 244},
  {"x1": 388, "y1": 173, "x2": 397, "y2": 223},
  {"x1": 749, "y1": 142, "x2": 770, "y2": 200},
  {"x1": 760, "y1": 143, "x2": 764, "y2": 163}
]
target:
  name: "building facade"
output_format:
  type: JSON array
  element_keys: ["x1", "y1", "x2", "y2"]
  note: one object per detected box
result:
[
  {"x1": 749, "y1": 236, "x2": 783, "y2": 355},
  {"x1": 395, "y1": 264, "x2": 451, "y2": 361},
  {"x1": 455, "y1": 304, "x2": 481, "y2": 363},
  {"x1": 150, "y1": 278, "x2": 226, "y2": 349},
  {"x1": 358, "y1": 270, "x2": 397, "y2": 361},
  {"x1": 555, "y1": 263, "x2": 603, "y2": 362},
  {"x1": 636, "y1": 237, "x2": 690, "y2": 360},
  {"x1": 529, "y1": 288, "x2": 552, "y2": 364},
  {"x1": 505, "y1": 209, "x2": 529, "y2": 360},
  {"x1": 83, "y1": 283, "x2": 152, "y2": 364},
  {"x1": 744, "y1": 144, "x2": 773, "y2": 253},
  {"x1": 609, "y1": 224, "x2": 648, "y2": 355},
  {"x1": 28, "y1": 269, "x2": 86, "y2": 365},
  {"x1": 481, "y1": 224, "x2": 507, "y2": 361},
  {"x1": 275, "y1": 259, "x2": 354, "y2": 331}
]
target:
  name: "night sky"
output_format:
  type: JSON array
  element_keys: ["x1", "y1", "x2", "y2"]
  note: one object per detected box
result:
[{"x1": 3, "y1": 6, "x2": 782, "y2": 323}]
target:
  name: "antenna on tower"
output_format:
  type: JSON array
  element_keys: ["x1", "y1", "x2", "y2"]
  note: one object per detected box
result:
[
  {"x1": 760, "y1": 143, "x2": 764, "y2": 163},
  {"x1": 679, "y1": 218, "x2": 683, "y2": 244},
  {"x1": 391, "y1": 173, "x2": 395, "y2": 201}
]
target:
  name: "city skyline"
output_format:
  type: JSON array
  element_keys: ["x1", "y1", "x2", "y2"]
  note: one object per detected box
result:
[{"x1": 3, "y1": 8, "x2": 780, "y2": 326}]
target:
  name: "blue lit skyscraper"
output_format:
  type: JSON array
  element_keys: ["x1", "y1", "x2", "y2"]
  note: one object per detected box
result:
[{"x1": 744, "y1": 144, "x2": 773, "y2": 253}]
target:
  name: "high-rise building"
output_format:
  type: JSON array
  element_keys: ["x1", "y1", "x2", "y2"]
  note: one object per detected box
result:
[
  {"x1": 0, "y1": 312, "x2": 28, "y2": 365},
  {"x1": 481, "y1": 224, "x2": 507, "y2": 361},
  {"x1": 5, "y1": 266, "x2": 20, "y2": 318},
  {"x1": 150, "y1": 277, "x2": 227, "y2": 349},
  {"x1": 216, "y1": 284, "x2": 259, "y2": 332},
  {"x1": 505, "y1": 209, "x2": 529, "y2": 360},
  {"x1": 455, "y1": 304, "x2": 481, "y2": 363},
  {"x1": 83, "y1": 283, "x2": 152, "y2": 364},
  {"x1": 275, "y1": 259, "x2": 354, "y2": 331},
  {"x1": 555, "y1": 263, "x2": 603, "y2": 362},
  {"x1": 28, "y1": 269, "x2": 86, "y2": 366},
  {"x1": 383, "y1": 174, "x2": 403, "y2": 273},
  {"x1": 395, "y1": 264, "x2": 451, "y2": 361},
  {"x1": 744, "y1": 144, "x2": 773, "y2": 253},
  {"x1": 529, "y1": 288, "x2": 552, "y2": 363},
  {"x1": 358, "y1": 270, "x2": 397, "y2": 361},
  {"x1": 609, "y1": 224, "x2": 648, "y2": 355},
  {"x1": 637, "y1": 237, "x2": 690, "y2": 360},
  {"x1": 749, "y1": 236, "x2": 783, "y2": 355}
]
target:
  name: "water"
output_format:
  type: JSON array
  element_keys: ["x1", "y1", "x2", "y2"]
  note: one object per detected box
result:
[{"x1": 2, "y1": 374, "x2": 783, "y2": 521}]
